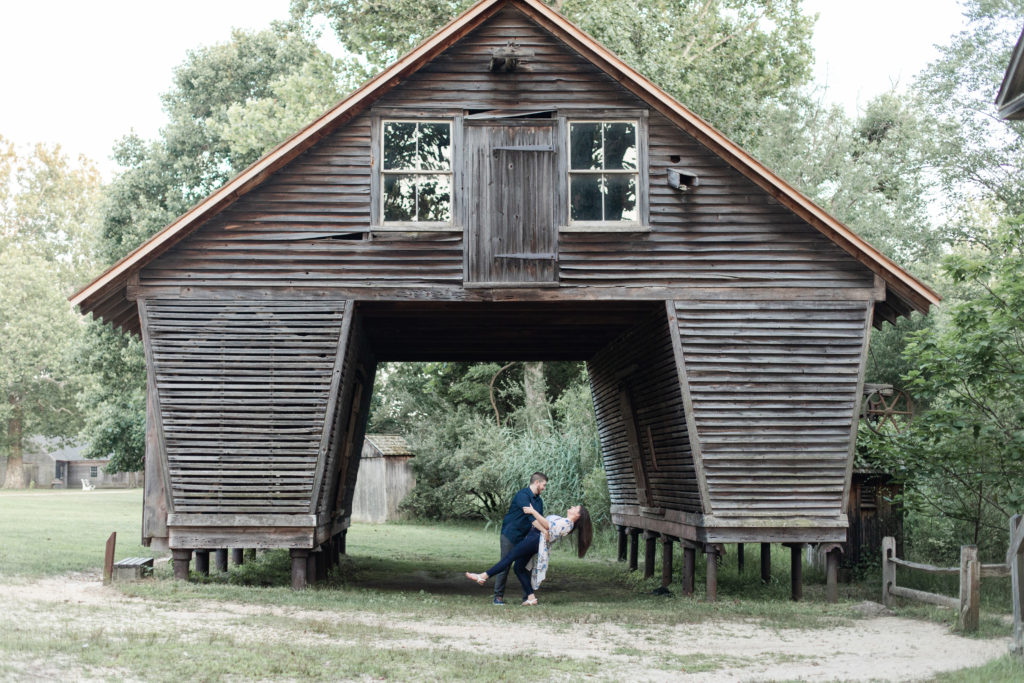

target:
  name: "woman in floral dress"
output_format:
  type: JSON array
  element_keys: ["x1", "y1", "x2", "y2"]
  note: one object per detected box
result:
[{"x1": 465, "y1": 504, "x2": 592, "y2": 605}]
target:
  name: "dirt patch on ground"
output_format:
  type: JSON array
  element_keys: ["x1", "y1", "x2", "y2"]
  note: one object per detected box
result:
[{"x1": 0, "y1": 575, "x2": 1009, "y2": 681}]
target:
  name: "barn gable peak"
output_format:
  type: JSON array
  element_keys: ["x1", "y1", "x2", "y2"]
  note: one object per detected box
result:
[{"x1": 71, "y1": 0, "x2": 939, "y2": 331}]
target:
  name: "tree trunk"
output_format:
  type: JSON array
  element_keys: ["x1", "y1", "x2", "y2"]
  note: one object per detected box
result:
[
  {"x1": 522, "y1": 362, "x2": 549, "y2": 434},
  {"x1": 2, "y1": 413, "x2": 26, "y2": 489}
]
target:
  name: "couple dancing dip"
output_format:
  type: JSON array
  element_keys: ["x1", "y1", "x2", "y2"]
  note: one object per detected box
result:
[{"x1": 465, "y1": 472, "x2": 592, "y2": 606}]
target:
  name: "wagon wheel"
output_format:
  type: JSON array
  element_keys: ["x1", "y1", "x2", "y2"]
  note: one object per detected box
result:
[{"x1": 861, "y1": 388, "x2": 914, "y2": 434}]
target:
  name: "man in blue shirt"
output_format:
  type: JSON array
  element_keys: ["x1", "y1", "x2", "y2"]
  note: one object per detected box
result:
[{"x1": 493, "y1": 471, "x2": 547, "y2": 605}]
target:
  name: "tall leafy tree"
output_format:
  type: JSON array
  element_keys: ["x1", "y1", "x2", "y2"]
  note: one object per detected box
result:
[
  {"x1": 864, "y1": 214, "x2": 1024, "y2": 559},
  {"x1": 914, "y1": 0, "x2": 1024, "y2": 216},
  {"x1": 0, "y1": 138, "x2": 100, "y2": 487}
]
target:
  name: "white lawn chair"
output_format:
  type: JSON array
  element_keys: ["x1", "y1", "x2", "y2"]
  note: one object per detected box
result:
[{"x1": 81, "y1": 478, "x2": 95, "y2": 491}]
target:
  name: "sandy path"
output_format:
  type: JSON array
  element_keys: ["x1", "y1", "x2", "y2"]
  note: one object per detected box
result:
[{"x1": 0, "y1": 575, "x2": 1009, "y2": 681}]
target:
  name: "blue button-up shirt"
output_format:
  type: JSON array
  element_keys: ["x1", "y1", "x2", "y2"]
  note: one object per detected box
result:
[{"x1": 500, "y1": 486, "x2": 544, "y2": 544}]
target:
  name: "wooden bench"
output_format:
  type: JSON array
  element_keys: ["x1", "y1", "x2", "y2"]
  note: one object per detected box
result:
[{"x1": 113, "y1": 557, "x2": 154, "y2": 581}]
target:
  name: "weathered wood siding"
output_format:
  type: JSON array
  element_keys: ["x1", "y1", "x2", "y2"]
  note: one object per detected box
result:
[
  {"x1": 138, "y1": 7, "x2": 874, "y2": 298},
  {"x1": 143, "y1": 299, "x2": 347, "y2": 514},
  {"x1": 673, "y1": 300, "x2": 872, "y2": 518},
  {"x1": 318, "y1": 311, "x2": 377, "y2": 525},
  {"x1": 587, "y1": 310, "x2": 701, "y2": 514}
]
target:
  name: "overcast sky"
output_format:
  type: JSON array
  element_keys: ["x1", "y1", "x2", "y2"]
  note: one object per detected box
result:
[{"x1": 0, "y1": 1, "x2": 968, "y2": 178}]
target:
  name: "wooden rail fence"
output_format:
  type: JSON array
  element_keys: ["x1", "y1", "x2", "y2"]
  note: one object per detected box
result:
[{"x1": 882, "y1": 513, "x2": 1022, "y2": 648}]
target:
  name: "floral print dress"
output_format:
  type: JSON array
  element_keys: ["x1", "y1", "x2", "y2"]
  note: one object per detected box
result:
[{"x1": 530, "y1": 514, "x2": 574, "y2": 590}]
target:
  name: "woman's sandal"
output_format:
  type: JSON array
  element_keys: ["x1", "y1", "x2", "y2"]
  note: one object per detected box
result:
[
  {"x1": 465, "y1": 572, "x2": 486, "y2": 585},
  {"x1": 521, "y1": 597, "x2": 538, "y2": 606}
]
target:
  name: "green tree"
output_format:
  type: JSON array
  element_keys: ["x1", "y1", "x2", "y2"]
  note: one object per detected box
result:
[
  {"x1": 0, "y1": 139, "x2": 100, "y2": 488},
  {"x1": 865, "y1": 214, "x2": 1024, "y2": 559},
  {"x1": 914, "y1": 0, "x2": 1024, "y2": 216}
]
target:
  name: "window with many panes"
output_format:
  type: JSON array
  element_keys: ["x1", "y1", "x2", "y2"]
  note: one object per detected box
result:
[
  {"x1": 381, "y1": 120, "x2": 453, "y2": 224},
  {"x1": 568, "y1": 121, "x2": 639, "y2": 225}
]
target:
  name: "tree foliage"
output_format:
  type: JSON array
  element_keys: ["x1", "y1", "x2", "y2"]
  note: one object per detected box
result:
[
  {"x1": 914, "y1": 0, "x2": 1024, "y2": 216},
  {"x1": 0, "y1": 139, "x2": 100, "y2": 487},
  {"x1": 863, "y1": 215, "x2": 1024, "y2": 559}
]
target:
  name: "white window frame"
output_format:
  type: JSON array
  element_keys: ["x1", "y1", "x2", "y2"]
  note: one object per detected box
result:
[
  {"x1": 376, "y1": 118, "x2": 456, "y2": 231},
  {"x1": 561, "y1": 116, "x2": 649, "y2": 233}
]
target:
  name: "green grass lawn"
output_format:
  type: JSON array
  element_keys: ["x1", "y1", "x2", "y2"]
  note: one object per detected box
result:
[{"x1": 0, "y1": 488, "x2": 157, "y2": 576}]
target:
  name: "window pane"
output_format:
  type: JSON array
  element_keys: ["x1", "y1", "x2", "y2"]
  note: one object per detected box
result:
[
  {"x1": 383, "y1": 122, "x2": 417, "y2": 170},
  {"x1": 570, "y1": 122, "x2": 602, "y2": 170},
  {"x1": 605, "y1": 173, "x2": 638, "y2": 221},
  {"x1": 417, "y1": 175, "x2": 452, "y2": 222},
  {"x1": 604, "y1": 122, "x2": 637, "y2": 170},
  {"x1": 570, "y1": 174, "x2": 603, "y2": 221},
  {"x1": 383, "y1": 175, "x2": 416, "y2": 221},
  {"x1": 417, "y1": 123, "x2": 451, "y2": 171}
]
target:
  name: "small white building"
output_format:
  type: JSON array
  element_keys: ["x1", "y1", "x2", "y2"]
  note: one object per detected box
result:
[{"x1": 351, "y1": 434, "x2": 415, "y2": 523}]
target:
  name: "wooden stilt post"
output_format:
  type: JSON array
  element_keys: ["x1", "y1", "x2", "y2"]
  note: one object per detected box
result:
[
  {"x1": 682, "y1": 542, "x2": 696, "y2": 597},
  {"x1": 705, "y1": 544, "x2": 718, "y2": 602},
  {"x1": 825, "y1": 545, "x2": 841, "y2": 603},
  {"x1": 617, "y1": 526, "x2": 628, "y2": 562},
  {"x1": 194, "y1": 550, "x2": 210, "y2": 577},
  {"x1": 958, "y1": 545, "x2": 980, "y2": 633},
  {"x1": 644, "y1": 532, "x2": 657, "y2": 579},
  {"x1": 316, "y1": 545, "x2": 328, "y2": 580},
  {"x1": 214, "y1": 549, "x2": 228, "y2": 573},
  {"x1": 307, "y1": 550, "x2": 318, "y2": 586},
  {"x1": 628, "y1": 528, "x2": 640, "y2": 572},
  {"x1": 661, "y1": 535, "x2": 674, "y2": 588},
  {"x1": 290, "y1": 549, "x2": 309, "y2": 590},
  {"x1": 339, "y1": 530, "x2": 347, "y2": 555},
  {"x1": 760, "y1": 543, "x2": 771, "y2": 584},
  {"x1": 171, "y1": 549, "x2": 192, "y2": 581},
  {"x1": 737, "y1": 543, "x2": 745, "y2": 574},
  {"x1": 789, "y1": 543, "x2": 803, "y2": 601},
  {"x1": 232, "y1": 548, "x2": 244, "y2": 566}
]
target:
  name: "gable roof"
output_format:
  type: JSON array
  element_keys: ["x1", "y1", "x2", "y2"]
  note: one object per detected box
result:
[
  {"x1": 71, "y1": 0, "x2": 940, "y2": 331},
  {"x1": 997, "y1": 26, "x2": 1024, "y2": 120}
]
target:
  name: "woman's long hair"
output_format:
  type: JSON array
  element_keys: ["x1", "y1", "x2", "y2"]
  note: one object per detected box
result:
[{"x1": 572, "y1": 506, "x2": 592, "y2": 558}]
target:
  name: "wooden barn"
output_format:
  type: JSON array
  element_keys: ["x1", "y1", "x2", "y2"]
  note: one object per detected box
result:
[{"x1": 71, "y1": 0, "x2": 939, "y2": 595}]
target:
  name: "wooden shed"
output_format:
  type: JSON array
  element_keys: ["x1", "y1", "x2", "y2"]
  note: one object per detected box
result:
[
  {"x1": 71, "y1": 0, "x2": 939, "y2": 593},
  {"x1": 351, "y1": 434, "x2": 415, "y2": 523}
]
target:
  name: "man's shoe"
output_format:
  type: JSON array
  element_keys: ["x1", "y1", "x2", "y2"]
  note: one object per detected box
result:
[{"x1": 493, "y1": 597, "x2": 506, "y2": 605}]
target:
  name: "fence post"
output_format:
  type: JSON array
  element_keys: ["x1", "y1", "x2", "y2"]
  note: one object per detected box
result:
[
  {"x1": 958, "y1": 545, "x2": 980, "y2": 633},
  {"x1": 103, "y1": 532, "x2": 116, "y2": 585},
  {"x1": 882, "y1": 536, "x2": 896, "y2": 608},
  {"x1": 1010, "y1": 515, "x2": 1023, "y2": 656}
]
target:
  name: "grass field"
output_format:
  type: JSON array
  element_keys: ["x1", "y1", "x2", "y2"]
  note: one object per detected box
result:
[{"x1": 0, "y1": 488, "x2": 1020, "y2": 681}]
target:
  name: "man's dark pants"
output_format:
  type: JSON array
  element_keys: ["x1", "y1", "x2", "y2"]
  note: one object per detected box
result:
[{"x1": 493, "y1": 533, "x2": 516, "y2": 600}]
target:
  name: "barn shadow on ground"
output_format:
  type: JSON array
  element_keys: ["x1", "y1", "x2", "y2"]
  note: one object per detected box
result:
[{"x1": 217, "y1": 525, "x2": 839, "y2": 609}]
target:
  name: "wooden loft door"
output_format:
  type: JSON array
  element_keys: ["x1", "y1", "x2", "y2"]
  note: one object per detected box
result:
[{"x1": 464, "y1": 119, "x2": 559, "y2": 286}]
